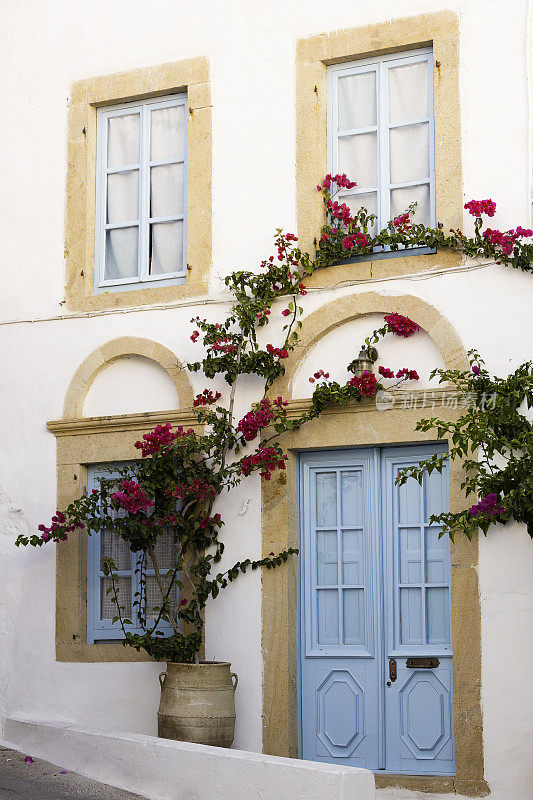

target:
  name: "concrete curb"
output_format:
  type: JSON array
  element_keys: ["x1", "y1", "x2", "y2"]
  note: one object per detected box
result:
[{"x1": 2, "y1": 716, "x2": 376, "y2": 800}]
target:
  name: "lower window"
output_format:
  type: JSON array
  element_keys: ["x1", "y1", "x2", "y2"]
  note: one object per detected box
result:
[{"x1": 86, "y1": 462, "x2": 176, "y2": 643}]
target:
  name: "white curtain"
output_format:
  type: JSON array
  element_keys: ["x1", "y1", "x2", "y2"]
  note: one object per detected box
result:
[
  {"x1": 105, "y1": 113, "x2": 140, "y2": 280},
  {"x1": 388, "y1": 61, "x2": 430, "y2": 225}
]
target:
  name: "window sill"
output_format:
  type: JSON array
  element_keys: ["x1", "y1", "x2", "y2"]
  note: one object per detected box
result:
[
  {"x1": 302, "y1": 246, "x2": 462, "y2": 289},
  {"x1": 95, "y1": 274, "x2": 187, "y2": 295}
]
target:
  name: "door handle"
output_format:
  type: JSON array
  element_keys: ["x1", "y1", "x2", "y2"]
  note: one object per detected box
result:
[{"x1": 387, "y1": 657, "x2": 397, "y2": 686}]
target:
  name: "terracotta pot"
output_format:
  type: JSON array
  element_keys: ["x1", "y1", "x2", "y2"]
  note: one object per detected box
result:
[{"x1": 157, "y1": 661, "x2": 238, "y2": 747}]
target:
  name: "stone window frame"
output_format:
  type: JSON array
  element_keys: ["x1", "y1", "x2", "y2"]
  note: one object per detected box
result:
[
  {"x1": 49, "y1": 336, "x2": 197, "y2": 662},
  {"x1": 261, "y1": 292, "x2": 489, "y2": 797},
  {"x1": 65, "y1": 57, "x2": 212, "y2": 312},
  {"x1": 295, "y1": 10, "x2": 463, "y2": 289}
]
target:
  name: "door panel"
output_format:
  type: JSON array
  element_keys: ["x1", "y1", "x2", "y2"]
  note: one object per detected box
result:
[
  {"x1": 382, "y1": 446, "x2": 454, "y2": 775},
  {"x1": 300, "y1": 450, "x2": 380, "y2": 768},
  {"x1": 299, "y1": 445, "x2": 455, "y2": 776}
]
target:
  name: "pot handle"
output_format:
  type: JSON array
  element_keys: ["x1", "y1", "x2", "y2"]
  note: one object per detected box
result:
[
  {"x1": 231, "y1": 672, "x2": 238, "y2": 689},
  {"x1": 158, "y1": 671, "x2": 167, "y2": 688}
]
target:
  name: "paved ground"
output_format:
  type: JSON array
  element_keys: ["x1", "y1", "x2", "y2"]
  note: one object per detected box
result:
[{"x1": 0, "y1": 747, "x2": 149, "y2": 800}]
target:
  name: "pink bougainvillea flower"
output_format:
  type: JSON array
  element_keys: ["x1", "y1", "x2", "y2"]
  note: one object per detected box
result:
[
  {"x1": 24, "y1": 757, "x2": 34, "y2": 764},
  {"x1": 384, "y1": 313, "x2": 420, "y2": 338},
  {"x1": 464, "y1": 199, "x2": 496, "y2": 218},
  {"x1": 348, "y1": 371, "x2": 378, "y2": 397},
  {"x1": 396, "y1": 368, "x2": 420, "y2": 381},
  {"x1": 282, "y1": 309, "x2": 291, "y2": 316},
  {"x1": 472, "y1": 365, "x2": 480, "y2": 375},
  {"x1": 378, "y1": 366, "x2": 395, "y2": 379}
]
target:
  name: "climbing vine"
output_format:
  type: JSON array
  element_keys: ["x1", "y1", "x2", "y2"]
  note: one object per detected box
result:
[{"x1": 14, "y1": 173, "x2": 533, "y2": 662}]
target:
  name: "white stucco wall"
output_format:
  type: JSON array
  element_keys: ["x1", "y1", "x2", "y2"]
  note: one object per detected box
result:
[{"x1": 1, "y1": 1, "x2": 532, "y2": 798}]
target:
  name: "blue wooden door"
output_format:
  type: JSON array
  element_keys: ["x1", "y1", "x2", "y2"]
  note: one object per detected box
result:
[{"x1": 299, "y1": 445, "x2": 454, "y2": 776}]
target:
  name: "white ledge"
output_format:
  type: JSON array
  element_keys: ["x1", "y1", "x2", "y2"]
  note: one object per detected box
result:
[{"x1": 2, "y1": 716, "x2": 376, "y2": 800}]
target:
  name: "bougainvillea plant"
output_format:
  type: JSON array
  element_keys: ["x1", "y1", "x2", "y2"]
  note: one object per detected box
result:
[
  {"x1": 15, "y1": 173, "x2": 533, "y2": 662},
  {"x1": 395, "y1": 351, "x2": 533, "y2": 540}
]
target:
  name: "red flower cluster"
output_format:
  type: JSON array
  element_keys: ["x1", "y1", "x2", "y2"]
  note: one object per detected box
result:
[
  {"x1": 172, "y1": 480, "x2": 218, "y2": 501},
  {"x1": 349, "y1": 371, "x2": 378, "y2": 397},
  {"x1": 317, "y1": 173, "x2": 357, "y2": 191},
  {"x1": 135, "y1": 423, "x2": 194, "y2": 457},
  {"x1": 266, "y1": 344, "x2": 289, "y2": 359},
  {"x1": 38, "y1": 511, "x2": 84, "y2": 543},
  {"x1": 393, "y1": 212, "x2": 412, "y2": 231},
  {"x1": 298, "y1": 283, "x2": 308, "y2": 295},
  {"x1": 193, "y1": 388, "x2": 222, "y2": 407},
  {"x1": 326, "y1": 199, "x2": 352, "y2": 226},
  {"x1": 378, "y1": 366, "x2": 395, "y2": 378},
  {"x1": 155, "y1": 513, "x2": 180, "y2": 526},
  {"x1": 199, "y1": 512, "x2": 222, "y2": 529},
  {"x1": 241, "y1": 447, "x2": 288, "y2": 480},
  {"x1": 211, "y1": 336, "x2": 238, "y2": 354},
  {"x1": 282, "y1": 308, "x2": 291, "y2": 317},
  {"x1": 255, "y1": 309, "x2": 271, "y2": 320},
  {"x1": 464, "y1": 199, "x2": 496, "y2": 218},
  {"x1": 237, "y1": 397, "x2": 287, "y2": 442},
  {"x1": 396, "y1": 368, "x2": 420, "y2": 381},
  {"x1": 482, "y1": 226, "x2": 533, "y2": 255},
  {"x1": 190, "y1": 330, "x2": 200, "y2": 342},
  {"x1": 342, "y1": 232, "x2": 369, "y2": 250},
  {"x1": 309, "y1": 369, "x2": 329, "y2": 384},
  {"x1": 111, "y1": 481, "x2": 153, "y2": 515},
  {"x1": 384, "y1": 313, "x2": 420, "y2": 338}
]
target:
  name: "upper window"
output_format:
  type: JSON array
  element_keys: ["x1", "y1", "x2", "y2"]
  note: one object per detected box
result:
[
  {"x1": 95, "y1": 94, "x2": 187, "y2": 292},
  {"x1": 327, "y1": 48, "x2": 435, "y2": 236}
]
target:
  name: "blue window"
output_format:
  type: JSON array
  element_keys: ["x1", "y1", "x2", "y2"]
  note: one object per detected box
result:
[
  {"x1": 86, "y1": 463, "x2": 176, "y2": 644},
  {"x1": 95, "y1": 93, "x2": 187, "y2": 293},
  {"x1": 327, "y1": 48, "x2": 436, "y2": 256}
]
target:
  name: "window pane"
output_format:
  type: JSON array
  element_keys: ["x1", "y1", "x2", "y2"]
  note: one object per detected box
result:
[
  {"x1": 338, "y1": 71, "x2": 376, "y2": 130},
  {"x1": 153, "y1": 530, "x2": 177, "y2": 570},
  {"x1": 338, "y1": 132, "x2": 377, "y2": 188},
  {"x1": 341, "y1": 470, "x2": 363, "y2": 526},
  {"x1": 425, "y1": 526, "x2": 447, "y2": 584},
  {"x1": 107, "y1": 113, "x2": 140, "y2": 168},
  {"x1": 390, "y1": 184, "x2": 430, "y2": 226},
  {"x1": 426, "y1": 587, "x2": 451, "y2": 645},
  {"x1": 317, "y1": 589, "x2": 339, "y2": 644},
  {"x1": 397, "y1": 474, "x2": 422, "y2": 523},
  {"x1": 316, "y1": 472, "x2": 337, "y2": 527},
  {"x1": 100, "y1": 576, "x2": 132, "y2": 619},
  {"x1": 106, "y1": 170, "x2": 139, "y2": 224},
  {"x1": 388, "y1": 60, "x2": 428, "y2": 124},
  {"x1": 343, "y1": 589, "x2": 365, "y2": 644},
  {"x1": 150, "y1": 220, "x2": 184, "y2": 275},
  {"x1": 150, "y1": 163, "x2": 185, "y2": 218},
  {"x1": 151, "y1": 105, "x2": 186, "y2": 160},
  {"x1": 390, "y1": 123, "x2": 429, "y2": 184},
  {"x1": 100, "y1": 529, "x2": 132, "y2": 571},
  {"x1": 344, "y1": 192, "x2": 378, "y2": 234},
  {"x1": 105, "y1": 227, "x2": 139, "y2": 280},
  {"x1": 317, "y1": 530, "x2": 338, "y2": 585},
  {"x1": 145, "y1": 575, "x2": 177, "y2": 619},
  {"x1": 342, "y1": 530, "x2": 364, "y2": 585},
  {"x1": 400, "y1": 587, "x2": 423, "y2": 644},
  {"x1": 399, "y1": 527, "x2": 422, "y2": 584}
]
